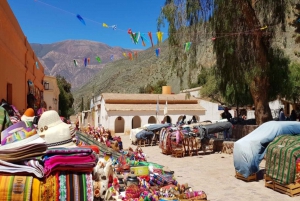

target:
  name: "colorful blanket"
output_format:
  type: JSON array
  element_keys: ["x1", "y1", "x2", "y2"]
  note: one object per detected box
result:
[
  {"x1": 265, "y1": 135, "x2": 300, "y2": 184},
  {"x1": 0, "y1": 175, "x2": 33, "y2": 201},
  {"x1": 35, "y1": 172, "x2": 93, "y2": 201}
]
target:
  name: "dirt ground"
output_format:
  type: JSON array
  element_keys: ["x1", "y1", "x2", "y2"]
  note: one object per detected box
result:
[{"x1": 118, "y1": 133, "x2": 296, "y2": 201}]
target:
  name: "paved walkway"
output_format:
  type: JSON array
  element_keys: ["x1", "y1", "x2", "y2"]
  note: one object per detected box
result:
[{"x1": 119, "y1": 134, "x2": 296, "y2": 201}]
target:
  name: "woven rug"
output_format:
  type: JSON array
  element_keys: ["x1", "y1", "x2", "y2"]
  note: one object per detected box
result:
[{"x1": 0, "y1": 175, "x2": 33, "y2": 201}]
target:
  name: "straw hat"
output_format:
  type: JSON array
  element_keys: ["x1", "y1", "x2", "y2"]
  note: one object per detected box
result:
[
  {"x1": 21, "y1": 108, "x2": 35, "y2": 122},
  {"x1": 38, "y1": 110, "x2": 76, "y2": 148}
]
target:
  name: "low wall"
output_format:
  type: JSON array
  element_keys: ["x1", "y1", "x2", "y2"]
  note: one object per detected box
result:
[
  {"x1": 207, "y1": 125, "x2": 259, "y2": 154},
  {"x1": 232, "y1": 125, "x2": 259, "y2": 140}
]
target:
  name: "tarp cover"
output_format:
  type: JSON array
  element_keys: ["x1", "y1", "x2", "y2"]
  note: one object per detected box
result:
[
  {"x1": 234, "y1": 121, "x2": 300, "y2": 178},
  {"x1": 136, "y1": 130, "x2": 154, "y2": 140},
  {"x1": 198, "y1": 121, "x2": 232, "y2": 139},
  {"x1": 265, "y1": 135, "x2": 300, "y2": 185},
  {"x1": 146, "y1": 124, "x2": 170, "y2": 131}
]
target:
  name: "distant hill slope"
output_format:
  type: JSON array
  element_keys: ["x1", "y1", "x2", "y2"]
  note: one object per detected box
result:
[
  {"x1": 72, "y1": 40, "x2": 215, "y2": 111},
  {"x1": 31, "y1": 40, "x2": 131, "y2": 89}
]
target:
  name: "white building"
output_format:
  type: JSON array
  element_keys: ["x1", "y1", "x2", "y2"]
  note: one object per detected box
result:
[
  {"x1": 90, "y1": 93, "x2": 206, "y2": 135},
  {"x1": 180, "y1": 87, "x2": 231, "y2": 121},
  {"x1": 43, "y1": 76, "x2": 59, "y2": 112}
]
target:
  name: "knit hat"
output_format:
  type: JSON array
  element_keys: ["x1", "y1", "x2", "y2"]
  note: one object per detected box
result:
[
  {"x1": 24, "y1": 108, "x2": 35, "y2": 117},
  {"x1": 21, "y1": 108, "x2": 35, "y2": 122}
]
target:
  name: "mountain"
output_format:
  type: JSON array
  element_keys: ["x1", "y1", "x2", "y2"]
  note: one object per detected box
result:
[
  {"x1": 72, "y1": 40, "x2": 215, "y2": 112},
  {"x1": 31, "y1": 40, "x2": 131, "y2": 89}
]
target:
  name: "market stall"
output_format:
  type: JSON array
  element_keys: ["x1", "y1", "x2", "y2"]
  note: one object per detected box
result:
[{"x1": 0, "y1": 107, "x2": 208, "y2": 201}]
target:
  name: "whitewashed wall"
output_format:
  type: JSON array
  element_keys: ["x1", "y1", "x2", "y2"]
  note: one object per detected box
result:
[
  {"x1": 269, "y1": 99, "x2": 284, "y2": 118},
  {"x1": 199, "y1": 100, "x2": 222, "y2": 121}
]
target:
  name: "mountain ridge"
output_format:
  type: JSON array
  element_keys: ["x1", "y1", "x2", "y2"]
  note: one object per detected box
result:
[{"x1": 31, "y1": 40, "x2": 132, "y2": 89}]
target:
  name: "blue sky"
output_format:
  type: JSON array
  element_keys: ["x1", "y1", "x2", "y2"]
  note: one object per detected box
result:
[{"x1": 7, "y1": 0, "x2": 169, "y2": 49}]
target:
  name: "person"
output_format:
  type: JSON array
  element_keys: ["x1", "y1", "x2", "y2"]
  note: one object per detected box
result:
[
  {"x1": 37, "y1": 101, "x2": 47, "y2": 117},
  {"x1": 181, "y1": 115, "x2": 186, "y2": 124},
  {"x1": 290, "y1": 110, "x2": 297, "y2": 121},
  {"x1": 279, "y1": 108, "x2": 286, "y2": 121},
  {"x1": 192, "y1": 115, "x2": 197, "y2": 123},
  {"x1": 221, "y1": 107, "x2": 232, "y2": 122}
]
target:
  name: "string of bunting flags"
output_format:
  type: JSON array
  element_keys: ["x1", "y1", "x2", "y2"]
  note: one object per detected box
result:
[{"x1": 34, "y1": 0, "x2": 274, "y2": 66}]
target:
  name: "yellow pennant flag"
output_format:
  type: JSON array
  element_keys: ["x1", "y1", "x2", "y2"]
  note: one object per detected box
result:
[
  {"x1": 156, "y1": 31, "x2": 163, "y2": 43},
  {"x1": 260, "y1": 26, "x2": 268, "y2": 30},
  {"x1": 103, "y1": 23, "x2": 109, "y2": 28}
]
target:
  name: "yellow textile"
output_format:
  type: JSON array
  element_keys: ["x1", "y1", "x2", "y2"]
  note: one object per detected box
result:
[
  {"x1": 31, "y1": 178, "x2": 41, "y2": 201},
  {"x1": 40, "y1": 173, "x2": 58, "y2": 201},
  {"x1": 0, "y1": 175, "x2": 33, "y2": 201}
]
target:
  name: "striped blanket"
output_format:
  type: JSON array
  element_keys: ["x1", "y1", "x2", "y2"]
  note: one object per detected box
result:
[
  {"x1": 0, "y1": 175, "x2": 33, "y2": 201},
  {"x1": 265, "y1": 135, "x2": 300, "y2": 185}
]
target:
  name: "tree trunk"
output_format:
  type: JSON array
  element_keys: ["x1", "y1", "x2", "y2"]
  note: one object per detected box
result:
[
  {"x1": 240, "y1": 1, "x2": 273, "y2": 125},
  {"x1": 250, "y1": 77, "x2": 273, "y2": 125}
]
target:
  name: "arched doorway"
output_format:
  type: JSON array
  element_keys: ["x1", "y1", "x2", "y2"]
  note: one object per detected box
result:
[
  {"x1": 132, "y1": 116, "x2": 141, "y2": 129},
  {"x1": 178, "y1": 116, "x2": 184, "y2": 123},
  {"x1": 163, "y1": 116, "x2": 172, "y2": 124},
  {"x1": 148, "y1": 116, "x2": 156, "y2": 124},
  {"x1": 115, "y1": 116, "x2": 125, "y2": 133}
]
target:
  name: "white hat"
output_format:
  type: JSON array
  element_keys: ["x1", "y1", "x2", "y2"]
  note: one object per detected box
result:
[{"x1": 38, "y1": 110, "x2": 76, "y2": 148}]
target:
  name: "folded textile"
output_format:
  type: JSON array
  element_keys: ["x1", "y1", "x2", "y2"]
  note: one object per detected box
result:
[
  {"x1": 0, "y1": 175, "x2": 33, "y2": 201},
  {"x1": 40, "y1": 172, "x2": 59, "y2": 201},
  {"x1": 0, "y1": 143, "x2": 47, "y2": 154},
  {"x1": 57, "y1": 172, "x2": 94, "y2": 201},
  {"x1": 50, "y1": 167, "x2": 94, "y2": 174},
  {"x1": 0, "y1": 159, "x2": 44, "y2": 178},
  {"x1": 31, "y1": 177, "x2": 41, "y2": 200},
  {"x1": 0, "y1": 143, "x2": 47, "y2": 162},
  {"x1": 44, "y1": 154, "x2": 96, "y2": 177},
  {"x1": 45, "y1": 147, "x2": 93, "y2": 155}
]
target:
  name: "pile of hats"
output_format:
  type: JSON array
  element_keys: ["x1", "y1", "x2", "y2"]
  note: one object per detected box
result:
[{"x1": 0, "y1": 109, "x2": 97, "y2": 200}]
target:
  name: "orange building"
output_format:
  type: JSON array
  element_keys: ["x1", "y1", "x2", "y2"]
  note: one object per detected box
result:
[{"x1": 0, "y1": 1, "x2": 45, "y2": 113}]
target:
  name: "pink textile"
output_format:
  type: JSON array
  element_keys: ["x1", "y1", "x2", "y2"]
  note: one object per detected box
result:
[{"x1": 44, "y1": 154, "x2": 96, "y2": 177}]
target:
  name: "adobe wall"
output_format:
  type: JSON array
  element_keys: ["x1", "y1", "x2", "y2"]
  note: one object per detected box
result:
[{"x1": 0, "y1": 1, "x2": 45, "y2": 112}]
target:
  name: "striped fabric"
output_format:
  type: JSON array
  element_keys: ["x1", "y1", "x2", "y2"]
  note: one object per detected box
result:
[
  {"x1": 0, "y1": 175, "x2": 33, "y2": 201},
  {"x1": 265, "y1": 135, "x2": 300, "y2": 184}
]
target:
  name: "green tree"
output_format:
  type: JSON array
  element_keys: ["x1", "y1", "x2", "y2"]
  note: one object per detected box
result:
[
  {"x1": 285, "y1": 63, "x2": 300, "y2": 103},
  {"x1": 56, "y1": 75, "x2": 74, "y2": 118},
  {"x1": 159, "y1": 0, "x2": 296, "y2": 125},
  {"x1": 139, "y1": 80, "x2": 167, "y2": 94}
]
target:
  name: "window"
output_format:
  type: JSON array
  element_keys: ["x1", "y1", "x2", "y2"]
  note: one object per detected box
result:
[{"x1": 7, "y1": 83, "x2": 12, "y2": 104}]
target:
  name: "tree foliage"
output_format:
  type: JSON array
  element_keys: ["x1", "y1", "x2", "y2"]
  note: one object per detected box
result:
[
  {"x1": 56, "y1": 75, "x2": 74, "y2": 118},
  {"x1": 159, "y1": 0, "x2": 297, "y2": 124},
  {"x1": 139, "y1": 80, "x2": 167, "y2": 94},
  {"x1": 285, "y1": 62, "x2": 300, "y2": 102}
]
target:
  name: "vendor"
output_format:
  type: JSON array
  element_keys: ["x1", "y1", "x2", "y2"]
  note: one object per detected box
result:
[{"x1": 221, "y1": 107, "x2": 232, "y2": 122}]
